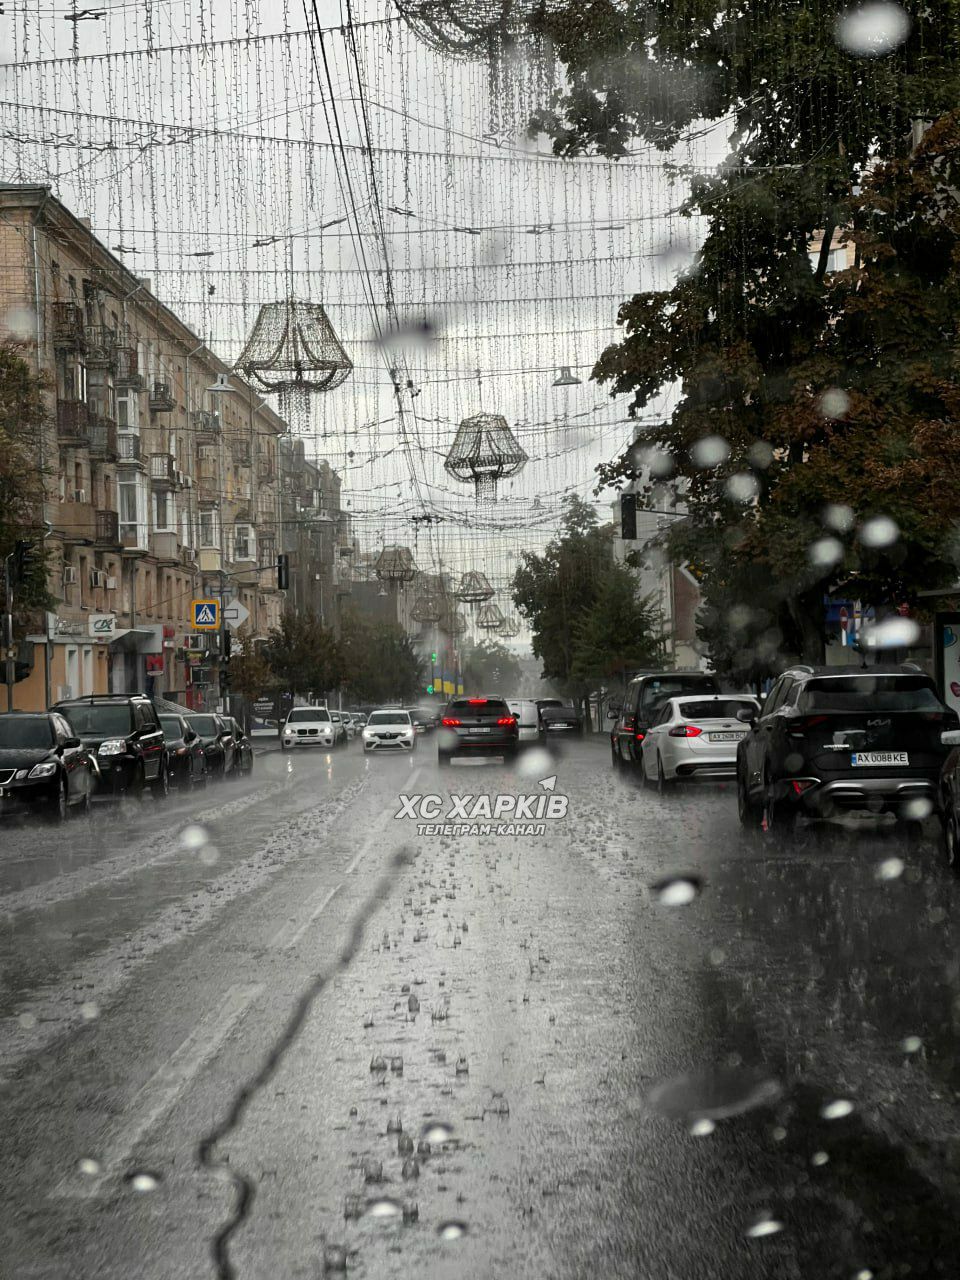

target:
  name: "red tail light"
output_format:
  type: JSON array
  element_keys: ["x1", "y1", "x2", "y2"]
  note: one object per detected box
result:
[
  {"x1": 497, "y1": 716, "x2": 516, "y2": 726},
  {"x1": 442, "y1": 717, "x2": 461, "y2": 727},
  {"x1": 790, "y1": 779, "x2": 817, "y2": 795},
  {"x1": 669, "y1": 725, "x2": 703, "y2": 737},
  {"x1": 467, "y1": 698, "x2": 488, "y2": 705},
  {"x1": 634, "y1": 731, "x2": 645, "y2": 740}
]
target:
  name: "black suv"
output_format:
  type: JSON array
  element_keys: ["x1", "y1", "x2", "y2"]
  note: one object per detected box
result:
[
  {"x1": 610, "y1": 670, "x2": 721, "y2": 774},
  {"x1": 736, "y1": 664, "x2": 958, "y2": 832},
  {"x1": 439, "y1": 696, "x2": 519, "y2": 766},
  {"x1": 53, "y1": 694, "x2": 168, "y2": 800}
]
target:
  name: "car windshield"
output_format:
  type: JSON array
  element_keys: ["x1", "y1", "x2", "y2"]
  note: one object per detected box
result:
[
  {"x1": 187, "y1": 716, "x2": 220, "y2": 736},
  {"x1": 0, "y1": 718, "x2": 53, "y2": 749},
  {"x1": 159, "y1": 717, "x2": 183, "y2": 738},
  {"x1": 59, "y1": 704, "x2": 133, "y2": 736},
  {"x1": 678, "y1": 699, "x2": 758, "y2": 720},
  {"x1": 799, "y1": 677, "x2": 945, "y2": 712},
  {"x1": 368, "y1": 711, "x2": 410, "y2": 725},
  {"x1": 287, "y1": 708, "x2": 330, "y2": 723},
  {"x1": 641, "y1": 679, "x2": 717, "y2": 717}
]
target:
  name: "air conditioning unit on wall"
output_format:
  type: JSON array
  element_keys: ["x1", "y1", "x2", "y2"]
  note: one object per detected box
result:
[{"x1": 105, "y1": 575, "x2": 118, "y2": 591}]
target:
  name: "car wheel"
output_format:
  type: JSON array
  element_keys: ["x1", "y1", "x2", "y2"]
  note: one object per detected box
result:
[
  {"x1": 50, "y1": 777, "x2": 68, "y2": 824},
  {"x1": 656, "y1": 754, "x2": 672, "y2": 796},
  {"x1": 281, "y1": 741, "x2": 289, "y2": 751},
  {"x1": 611, "y1": 742, "x2": 621, "y2": 771},
  {"x1": 640, "y1": 750, "x2": 655, "y2": 790},
  {"x1": 763, "y1": 772, "x2": 797, "y2": 838},
  {"x1": 737, "y1": 769, "x2": 760, "y2": 828},
  {"x1": 152, "y1": 760, "x2": 169, "y2": 800},
  {"x1": 943, "y1": 810, "x2": 959, "y2": 867}
]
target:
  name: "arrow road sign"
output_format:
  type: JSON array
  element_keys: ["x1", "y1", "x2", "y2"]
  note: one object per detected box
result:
[{"x1": 223, "y1": 600, "x2": 250, "y2": 631}]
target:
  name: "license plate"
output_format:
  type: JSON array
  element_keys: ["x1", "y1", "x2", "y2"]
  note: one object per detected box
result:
[
  {"x1": 469, "y1": 727, "x2": 491, "y2": 733},
  {"x1": 548, "y1": 724, "x2": 573, "y2": 731},
  {"x1": 708, "y1": 732, "x2": 744, "y2": 742},
  {"x1": 851, "y1": 752, "x2": 908, "y2": 766}
]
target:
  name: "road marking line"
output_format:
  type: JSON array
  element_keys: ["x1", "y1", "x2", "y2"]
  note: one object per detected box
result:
[
  {"x1": 51, "y1": 982, "x2": 263, "y2": 1200},
  {"x1": 270, "y1": 883, "x2": 343, "y2": 951},
  {"x1": 345, "y1": 764, "x2": 424, "y2": 875}
]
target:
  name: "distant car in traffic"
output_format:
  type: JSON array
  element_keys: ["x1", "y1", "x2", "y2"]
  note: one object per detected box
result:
[
  {"x1": 640, "y1": 695, "x2": 761, "y2": 792},
  {"x1": 438, "y1": 697, "x2": 519, "y2": 766},
  {"x1": 184, "y1": 713, "x2": 235, "y2": 778},
  {"x1": 328, "y1": 710, "x2": 349, "y2": 747},
  {"x1": 737, "y1": 664, "x2": 957, "y2": 834},
  {"x1": 0, "y1": 711, "x2": 97, "y2": 821},
  {"x1": 338, "y1": 712, "x2": 359, "y2": 740},
  {"x1": 409, "y1": 707, "x2": 439, "y2": 735},
  {"x1": 362, "y1": 708, "x2": 416, "y2": 754},
  {"x1": 507, "y1": 699, "x2": 541, "y2": 743},
  {"x1": 281, "y1": 706, "x2": 336, "y2": 750},
  {"x1": 159, "y1": 712, "x2": 207, "y2": 788},
  {"x1": 609, "y1": 671, "x2": 722, "y2": 775},
  {"x1": 54, "y1": 694, "x2": 168, "y2": 800},
  {"x1": 537, "y1": 701, "x2": 583, "y2": 741}
]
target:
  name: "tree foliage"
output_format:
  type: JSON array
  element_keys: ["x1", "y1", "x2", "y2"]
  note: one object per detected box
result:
[
  {"x1": 460, "y1": 637, "x2": 522, "y2": 694},
  {"x1": 339, "y1": 608, "x2": 424, "y2": 705},
  {"x1": 0, "y1": 341, "x2": 51, "y2": 615},
  {"x1": 263, "y1": 610, "x2": 340, "y2": 699},
  {"x1": 529, "y1": 1, "x2": 960, "y2": 675}
]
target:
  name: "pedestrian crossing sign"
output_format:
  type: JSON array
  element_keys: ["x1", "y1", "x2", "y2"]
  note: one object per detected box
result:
[{"x1": 192, "y1": 599, "x2": 220, "y2": 630}]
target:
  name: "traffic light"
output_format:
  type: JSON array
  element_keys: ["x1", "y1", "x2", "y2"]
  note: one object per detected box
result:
[
  {"x1": 12, "y1": 539, "x2": 38, "y2": 587},
  {"x1": 222, "y1": 629, "x2": 232, "y2": 660},
  {"x1": 620, "y1": 493, "x2": 637, "y2": 541},
  {"x1": 430, "y1": 651, "x2": 437, "y2": 664},
  {"x1": 277, "y1": 553, "x2": 290, "y2": 590},
  {"x1": 426, "y1": 683, "x2": 434, "y2": 695}
]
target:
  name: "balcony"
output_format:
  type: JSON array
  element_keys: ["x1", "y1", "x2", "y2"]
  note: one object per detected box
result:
[
  {"x1": 149, "y1": 453, "x2": 177, "y2": 487},
  {"x1": 89, "y1": 416, "x2": 118, "y2": 460},
  {"x1": 192, "y1": 409, "x2": 221, "y2": 440},
  {"x1": 149, "y1": 381, "x2": 175, "y2": 413},
  {"x1": 84, "y1": 326, "x2": 118, "y2": 369},
  {"x1": 150, "y1": 531, "x2": 180, "y2": 563},
  {"x1": 231, "y1": 440, "x2": 252, "y2": 467},
  {"x1": 116, "y1": 432, "x2": 143, "y2": 467},
  {"x1": 59, "y1": 499, "x2": 97, "y2": 544},
  {"x1": 95, "y1": 509, "x2": 120, "y2": 546},
  {"x1": 198, "y1": 547, "x2": 222, "y2": 573},
  {"x1": 57, "y1": 399, "x2": 90, "y2": 445},
  {"x1": 51, "y1": 302, "x2": 85, "y2": 350},
  {"x1": 115, "y1": 345, "x2": 144, "y2": 390},
  {"x1": 256, "y1": 454, "x2": 275, "y2": 484}
]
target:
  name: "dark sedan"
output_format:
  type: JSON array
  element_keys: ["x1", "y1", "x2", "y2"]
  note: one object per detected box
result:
[
  {"x1": 438, "y1": 696, "x2": 519, "y2": 766},
  {"x1": 538, "y1": 702, "x2": 583, "y2": 742},
  {"x1": 184, "y1": 713, "x2": 235, "y2": 778},
  {"x1": 159, "y1": 714, "x2": 207, "y2": 788},
  {"x1": 0, "y1": 711, "x2": 97, "y2": 822},
  {"x1": 224, "y1": 717, "x2": 254, "y2": 777}
]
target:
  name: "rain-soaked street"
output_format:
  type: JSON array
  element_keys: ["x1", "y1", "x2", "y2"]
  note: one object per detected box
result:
[{"x1": 3, "y1": 737, "x2": 960, "y2": 1279}]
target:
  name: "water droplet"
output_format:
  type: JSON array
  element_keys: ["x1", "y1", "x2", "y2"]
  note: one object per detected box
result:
[
  {"x1": 771, "y1": 1125, "x2": 788, "y2": 1141},
  {"x1": 18, "y1": 1012, "x2": 37, "y2": 1030},
  {"x1": 876, "y1": 857, "x2": 904, "y2": 881},
  {"x1": 344, "y1": 1193, "x2": 364, "y2": 1219},
  {"x1": 363, "y1": 1013, "x2": 374, "y2": 1029},
  {"x1": 180, "y1": 823, "x2": 209, "y2": 851},
  {"x1": 386, "y1": 1113, "x2": 402, "y2": 1134},
  {"x1": 401, "y1": 983, "x2": 410, "y2": 993},
  {"x1": 408, "y1": 994, "x2": 420, "y2": 1013},
  {"x1": 200, "y1": 846, "x2": 220, "y2": 866},
  {"x1": 437, "y1": 1220, "x2": 468, "y2": 1240},
  {"x1": 518, "y1": 747, "x2": 553, "y2": 778},
  {"x1": 362, "y1": 1157, "x2": 383, "y2": 1184},
  {"x1": 745, "y1": 1215, "x2": 783, "y2": 1239},
  {"x1": 322, "y1": 1243, "x2": 348, "y2": 1273},
  {"x1": 647, "y1": 1067, "x2": 782, "y2": 1121},
  {"x1": 366, "y1": 1197, "x2": 402, "y2": 1220},
  {"x1": 422, "y1": 1122, "x2": 454, "y2": 1146},
  {"x1": 860, "y1": 514, "x2": 899, "y2": 548},
  {"x1": 4, "y1": 305, "x2": 36, "y2": 339},
  {"x1": 854, "y1": 1270, "x2": 874, "y2": 1280},
  {"x1": 398, "y1": 1133, "x2": 414, "y2": 1155},
  {"x1": 349, "y1": 1105, "x2": 358, "y2": 1117},
  {"x1": 78, "y1": 1157, "x2": 101, "y2": 1176},
  {"x1": 390, "y1": 1055, "x2": 404, "y2": 1074},
  {"x1": 651, "y1": 875, "x2": 702, "y2": 907},
  {"x1": 747, "y1": 441, "x2": 774, "y2": 470},
  {"x1": 402, "y1": 1157, "x2": 420, "y2": 1179},
  {"x1": 370, "y1": 1054, "x2": 387, "y2": 1072},
  {"x1": 818, "y1": 387, "x2": 851, "y2": 418},
  {"x1": 860, "y1": 615, "x2": 920, "y2": 649},
  {"x1": 403, "y1": 1198, "x2": 419, "y2": 1222},
  {"x1": 725, "y1": 472, "x2": 759, "y2": 503},
  {"x1": 80, "y1": 1001, "x2": 99, "y2": 1021},
  {"x1": 902, "y1": 797, "x2": 932, "y2": 821},
  {"x1": 835, "y1": 2, "x2": 910, "y2": 57},
  {"x1": 821, "y1": 1098, "x2": 855, "y2": 1120},
  {"x1": 125, "y1": 1171, "x2": 160, "y2": 1192},
  {"x1": 690, "y1": 435, "x2": 730, "y2": 469},
  {"x1": 808, "y1": 537, "x2": 843, "y2": 568},
  {"x1": 811, "y1": 1150, "x2": 830, "y2": 1166},
  {"x1": 689, "y1": 1117, "x2": 716, "y2": 1137},
  {"x1": 455, "y1": 1055, "x2": 469, "y2": 1075},
  {"x1": 902, "y1": 1035, "x2": 922, "y2": 1054}
]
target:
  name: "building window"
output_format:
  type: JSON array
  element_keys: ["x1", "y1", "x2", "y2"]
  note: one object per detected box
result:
[
  {"x1": 233, "y1": 523, "x2": 255, "y2": 562},
  {"x1": 199, "y1": 509, "x2": 219, "y2": 548},
  {"x1": 117, "y1": 389, "x2": 139, "y2": 431},
  {"x1": 154, "y1": 491, "x2": 175, "y2": 532}
]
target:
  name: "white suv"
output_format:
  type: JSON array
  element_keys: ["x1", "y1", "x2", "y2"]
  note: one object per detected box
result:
[{"x1": 281, "y1": 706, "x2": 335, "y2": 750}]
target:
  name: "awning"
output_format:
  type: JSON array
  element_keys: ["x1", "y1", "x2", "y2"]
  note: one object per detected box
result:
[{"x1": 109, "y1": 628, "x2": 156, "y2": 651}]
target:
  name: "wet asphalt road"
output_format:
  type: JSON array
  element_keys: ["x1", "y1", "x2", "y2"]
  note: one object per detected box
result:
[{"x1": 3, "y1": 736, "x2": 960, "y2": 1278}]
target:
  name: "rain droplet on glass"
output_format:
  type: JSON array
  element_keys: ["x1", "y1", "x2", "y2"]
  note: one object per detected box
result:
[
  {"x1": 818, "y1": 387, "x2": 851, "y2": 418},
  {"x1": 125, "y1": 1171, "x2": 160, "y2": 1192},
  {"x1": 876, "y1": 856, "x2": 904, "y2": 881},
  {"x1": 809, "y1": 537, "x2": 843, "y2": 568},
  {"x1": 902, "y1": 1035, "x2": 922, "y2": 1054},
  {"x1": 180, "y1": 823, "x2": 209, "y2": 851},
  {"x1": 725, "y1": 473, "x2": 759, "y2": 503},
  {"x1": 437, "y1": 1220, "x2": 468, "y2": 1240},
  {"x1": 820, "y1": 1098, "x2": 855, "y2": 1120},
  {"x1": 860, "y1": 515, "x2": 899, "y2": 548},
  {"x1": 689, "y1": 1117, "x2": 716, "y2": 1137},
  {"x1": 651, "y1": 875, "x2": 702, "y2": 906},
  {"x1": 690, "y1": 435, "x2": 730, "y2": 469},
  {"x1": 745, "y1": 1215, "x2": 783, "y2": 1239},
  {"x1": 835, "y1": 2, "x2": 910, "y2": 57}
]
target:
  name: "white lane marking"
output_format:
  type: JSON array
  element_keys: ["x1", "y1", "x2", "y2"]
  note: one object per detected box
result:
[
  {"x1": 345, "y1": 765, "x2": 424, "y2": 875},
  {"x1": 51, "y1": 982, "x2": 263, "y2": 1200},
  {"x1": 270, "y1": 883, "x2": 343, "y2": 951}
]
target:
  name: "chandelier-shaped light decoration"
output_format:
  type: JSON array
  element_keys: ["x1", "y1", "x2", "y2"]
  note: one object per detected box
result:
[
  {"x1": 498, "y1": 614, "x2": 520, "y2": 638},
  {"x1": 455, "y1": 569, "x2": 495, "y2": 604},
  {"x1": 477, "y1": 601, "x2": 506, "y2": 630},
  {"x1": 375, "y1": 545, "x2": 418, "y2": 583},
  {"x1": 439, "y1": 605, "x2": 467, "y2": 636},
  {"x1": 236, "y1": 298, "x2": 352, "y2": 434},
  {"x1": 444, "y1": 411, "x2": 527, "y2": 503},
  {"x1": 411, "y1": 591, "x2": 443, "y2": 623}
]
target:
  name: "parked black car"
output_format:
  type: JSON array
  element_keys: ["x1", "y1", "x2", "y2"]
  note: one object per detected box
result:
[
  {"x1": 54, "y1": 694, "x2": 168, "y2": 799},
  {"x1": 184, "y1": 713, "x2": 236, "y2": 778},
  {"x1": 610, "y1": 671, "x2": 721, "y2": 774},
  {"x1": 159, "y1": 713, "x2": 207, "y2": 788},
  {"x1": 224, "y1": 717, "x2": 254, "y2": 777},
  {"x1": 0, "y1": 711, "x2": 97, "y2": 822},
  {"x1": 736, "y1": 664, "x2": 958, "y2": 833},
  {"x1": 438, "y1": 696, "x2": 519, "y2": 766}
]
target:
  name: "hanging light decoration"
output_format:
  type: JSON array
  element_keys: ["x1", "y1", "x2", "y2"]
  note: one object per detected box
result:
[
  {"x1": 411, "y1": 591, "x2": 443, "y2": 623},
  {"x1": 455, "y1": 570, "x2": 495, "y2": 604},
  {"x1": 498, "y1": 614, "x2": 520, "y2": 638},
  {"x1": 375, "y1": 545, "x2": 418, "y2": 583},
  {"x1": 439, "y1": 604, "x2": 467, "y2": 636},
  {"x1": 477, "y1": 601, "x2": 506, "y2": 630},
  {"x1": 236, "y1": 298, "x2": 352, "y2": 434},
  {"x1": 553, "y1": 366, "x2": 581, "y2": 387},
  {"x1": 444, "y1": 411, "x2": 527, "y2": 503}
]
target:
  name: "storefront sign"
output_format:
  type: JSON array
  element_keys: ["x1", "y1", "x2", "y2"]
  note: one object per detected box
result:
[
  {"x1": 89, "y1": 613, "x2": 117, "y2": 640},
  {"x1": 47, "y1": 613, "x2": 84, "y2": 639}
]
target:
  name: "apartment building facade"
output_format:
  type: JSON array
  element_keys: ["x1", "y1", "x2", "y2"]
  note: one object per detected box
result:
[
  {"x1": 278, "y1": 437, "x2": 356, "y2": 628},
  {"x1": 0, "y1": 184, "x2": 291, "y2": 710}
]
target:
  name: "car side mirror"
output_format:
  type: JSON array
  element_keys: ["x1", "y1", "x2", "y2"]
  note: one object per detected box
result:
[
  {"x1": 184, "y1": 730, "x2": 197, "y2": 743},
  {"x1": 736, "y1": 708, "x2": 757, "y2": 724},
  {"x1": 63, "y1": 736, "x2": 82, "y2": 749},
  {"x1": 942, "y1": 729, "x2": 960, "y2": 747},
  {"x1": 606, "y1": 709, "x2": 618, "y2": 720}
]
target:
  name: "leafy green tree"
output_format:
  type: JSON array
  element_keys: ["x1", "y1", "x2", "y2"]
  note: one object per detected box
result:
[
  {"x1": 228, "y1": 640, "x2": 277, "y2": 729},
  {"x1": 570, "y1": 562, "x2": 664, "y2": 684},
  {"x1": 1, "y1": 341, "x2": 52, "y2": 616},
  {"x1": 339, "y1": 609, "x2": 423, "y2": 705},
  {"x1": 460, "y1": 637, "x2": 522, "y2": 694},
  {"x1": 263, "y1": 610, "x2": 341, "y2": 700},
  {"x1": 528, "y1": 2, "x2": 960, "y2": 674}
]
